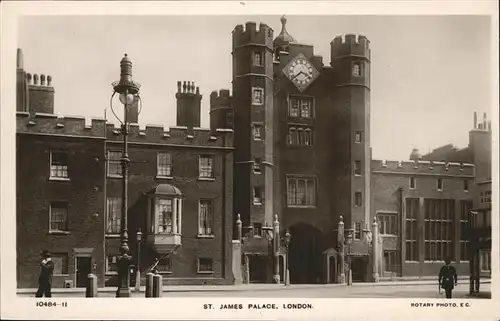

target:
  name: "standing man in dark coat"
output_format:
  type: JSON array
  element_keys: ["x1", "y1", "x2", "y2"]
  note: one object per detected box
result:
[
  {"x1": 439, "y1": 257, "x2": 458, "y2": 299},
  {"x1": 35, "y1": 250, "x2": 54, "y2": 298}
]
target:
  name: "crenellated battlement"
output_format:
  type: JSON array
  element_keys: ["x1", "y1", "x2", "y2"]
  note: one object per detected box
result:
[
  {"x1": 210, "y1": 89, "x2": 232, "y2": 110},
  {"x1": 16, "y1": 112, "x2": 233, "y2": 148},
  {"x1": 17, "y1": 112, "x2": 106, "y2": 137},
  {"x1": 372, "y1": 159, "x2": 474, "y2": 176},
  {"x1": 232, "y1": 22, "x2": 274, "y2": 49},
  {"x1": 105, "y1": 122, "x2": 233, "y2": 148},
  {"x1": 331, "y1": 33, "x2": 371, "y2": 60}
]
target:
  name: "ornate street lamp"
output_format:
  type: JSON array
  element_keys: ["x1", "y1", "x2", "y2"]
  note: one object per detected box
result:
[
  {"x1": 284, "y1": 229, "x2": 291, "y2": 286},
  {"x1": 110, "y1": 53, "x2": 142, "y2": 297},
  {"x1": 134, "y1": 229, "x2": 143, "y2": 292}
]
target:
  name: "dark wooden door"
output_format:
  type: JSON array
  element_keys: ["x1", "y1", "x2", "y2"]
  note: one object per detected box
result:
[{"x1": 76, "y1": 257, "x2": 92, "y2": 288}]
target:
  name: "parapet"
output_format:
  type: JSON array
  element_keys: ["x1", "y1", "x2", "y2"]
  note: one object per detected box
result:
[
  {"x1": 371, "y1": 159, "x2": 474, "y2": 176},
  {"x1": 105, "y1": 122, "x2": 233, "y2": 148},
  {"x1": 16, "y1": 112, "x2": 106, "y2": 138},
  {"x1": 331, "y1": 34, "x2": 371, "y2": 60},
  {"x1": 232, "y1": 22, "x2": 274, "y2": 50}
]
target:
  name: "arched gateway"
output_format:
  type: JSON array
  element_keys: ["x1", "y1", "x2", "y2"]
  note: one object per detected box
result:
[{"x1": 288, "y1": 223, "x2": 325, "y2": 284}]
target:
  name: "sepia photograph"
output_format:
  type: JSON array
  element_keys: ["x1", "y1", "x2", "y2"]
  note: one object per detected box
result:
[{"x1": 1, "y1": 1, "x2": 498, "y2": 320}]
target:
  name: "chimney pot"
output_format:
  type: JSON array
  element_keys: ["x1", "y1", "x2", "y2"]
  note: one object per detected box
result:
[
  {"x1": 40, "y1": 74, "x2": 46, "y2": 86},
  {"x1": 47, "y1": 75, "x2": 52, "y2": 86},
  {"x1": 26, "y1": 73, "x2": 32, "y2": 84},
  {"x1": 182, "y1": 81, "x2": 187, "y2": 92},
  {"x1": 177, "y1": 81, "x2": 181, "y2": 93},
  {"x1": 33, "y1": 74, "x2": 39, "y2": 85}
]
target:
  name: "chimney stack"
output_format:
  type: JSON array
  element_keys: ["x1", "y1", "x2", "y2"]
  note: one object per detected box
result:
[{"x1": 176, "y1": 80, "x2": 202, "y2": 131}]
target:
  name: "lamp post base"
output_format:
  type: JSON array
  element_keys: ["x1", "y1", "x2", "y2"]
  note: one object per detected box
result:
[
  {"x1": 285, "y1": 269, "x2": 290, "y2": 286},
  {"x1": 347, "y1": 270, "x2": 352, "y2": 286},
  {"x1": 372, "y1": 272, "x2": 379, "y2": 283},
  {"x1": 135, "y1": 271, "x2": 141, "y2": 292},
  {"x1": 116, "y1": 254, "x2": 132, "y2": 298}
]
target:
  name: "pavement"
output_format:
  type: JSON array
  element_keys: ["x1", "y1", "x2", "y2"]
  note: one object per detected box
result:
[{"x1": 17, "y1": 279, "x2": 491, "y2": 298}]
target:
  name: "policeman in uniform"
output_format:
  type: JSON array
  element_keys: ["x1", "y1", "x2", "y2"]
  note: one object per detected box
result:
[
  {"x1": 439, "y1": 257, "x2": 458, "y2": 299},
  {"x1": 35, "y1": 250, "x2": 54, "y2": 298}
]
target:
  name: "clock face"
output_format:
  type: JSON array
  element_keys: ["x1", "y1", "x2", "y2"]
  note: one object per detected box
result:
[{"x1": 283, "y1": 53, "x2": 319, "y2": 92}]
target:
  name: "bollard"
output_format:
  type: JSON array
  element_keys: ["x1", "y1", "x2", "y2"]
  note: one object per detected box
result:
[
  {"x1": 86, "y1": 274, "x2": 98, "y2": 297},
  {"x1": 152, "y1": 273, "x2": 163, "y2": 297},
  {"x1": 145, "y1": 272, "x2": 154, "y2": 298}
]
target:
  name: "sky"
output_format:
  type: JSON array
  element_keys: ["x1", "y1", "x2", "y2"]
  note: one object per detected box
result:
[{"x1": 18, "y1": 15, "x2": 492, "y2": 160}]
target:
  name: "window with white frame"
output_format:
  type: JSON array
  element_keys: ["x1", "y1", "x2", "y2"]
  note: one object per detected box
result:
[
  {"x1": 287, "y1": 177, "x2": 316, "y2": 207},
  {"x1": 355, "y1": 131, "x2": 363, "y2": 143},
  {"x1": 354, "y1": 161, "x2": 362, "y2": 176},
  {"x1": 49, "y1": 202, "x2": 68, "y2": 232},
  {"x1": 254, "y1": 158, "x2": 262, "y2": 174},
  {"x1": 304, "y1": 129, "x2": 312, "y2": 146},
  {"x1": 199, "y1": 200, "x2": 213, "y2": 236},
  {"x1": 409, "y1": 177, "x2": 416, "y2": 189},
  {"x1": 105, "y1": 255, "x2": 118, "y2": 274},
  {"x1": 152, "y1": 197, "x2": 182, "y2": 235},
  {"x1": 424, "y1": 199, "x2": 454, "y2": 261},
  {"x1": 253, "y1": 124, "x2": 263, "y2": 140},
  {"x1": 354, "y1": 192, "x2": 362, "y2": 207},
  {"x1": 253, "y1": 52, "x2": 263, "y2": 66},
  {"x1": 437, "y1": 178, "x2": 443, "y2": 191},
  {"x1": 460, "y1": 200, "x2": 472, "y2": 261},
  {"x1": 50, "y1": 151, "x2": 69, "y2": 179},
  {"x1": 52, "y1": 253, "x2": 69, "y2": 275},
  {"x1": 379, "y1": 213, "x2": 397, "y2": 236},
  {"x1": 157, "y1": 199, "x2": 173, "y2": 234},
  {"x1": 405, "y1": 198, "x2": 419, "y2": 262},
  {"x1": 157, "y1": 152, "x2": 173, "y2": 177},
  {"x1": 253, "y1": 187, "x2": 262, "y2": 205},
  {"x1": 252, "y1": 88, "x2": 264, "y2": 105},
  {"x1": 106, "y1": 197, "x2": 121, "y2": 235},
  {"x1": 107, "y1": 150, "x2": 122, "y2": 177},
  {"x1": 197, "y1": 258, "x2": 214, "y2": 273},
  {"x1": 352, "y1": 63, "x2": 361, "y2": 77},
  {"x1": 288, "y1": 96, "x2": 313, "y2": 119},
  {"x1": 199, "y1": 155, "x2": 214, "y2": 178}
]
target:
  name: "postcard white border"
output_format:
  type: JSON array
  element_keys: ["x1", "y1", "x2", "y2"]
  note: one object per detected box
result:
[{"x1": 1, "y1": 1, "x2": 499, "y2": 320}]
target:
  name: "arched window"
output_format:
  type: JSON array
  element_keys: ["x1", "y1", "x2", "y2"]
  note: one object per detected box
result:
[
  {"x1": 304, "y1": 129, "x2": 312, "y2": 146},
  {"x1": 297, "y1": 128, "x2": 304, "y2": 145},
  {"x1": 289, "y1": 127, "x2": 296, "y2": 145}
]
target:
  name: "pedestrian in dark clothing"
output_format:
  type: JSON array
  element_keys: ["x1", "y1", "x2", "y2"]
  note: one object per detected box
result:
[
  {"x1": 439, "y1": 257, "x2": 458, "y2": 299},
  {"x1": 35, "y1": 250, "x2": 54, "y2": 298}
]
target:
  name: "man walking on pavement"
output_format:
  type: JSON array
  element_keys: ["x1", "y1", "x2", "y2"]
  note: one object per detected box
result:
[
  {"x1": 439, "y1": 257, "x2": 458, "y2": 299},
  {"x1": 35, "y1": 250, "x2": 54, "y2": 298}
]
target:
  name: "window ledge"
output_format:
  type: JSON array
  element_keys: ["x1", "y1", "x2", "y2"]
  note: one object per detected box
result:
[
  {"x1": 49, "y1": 177, "x2": 70, "y2": 182},
  {"x1": 354, "y1": 174, "x2": 363, "y2": 177},
  {"x1": 253, "y1": 202, "x2": 262, "y2": 206},
  {"x1": 197, "y1": 234, "x2": 215, "y2": 239},
  {"x1": 404, "y1": 261, "x2": 419, "y2": 263},
  {"x1": 198, "y1": 177, "x2": 215, "y2": 181},
  {"x1": 54, "y1": 274, "x2": 70, "y2": 277},
  {"x1": 287, "y1": 205, "x2": 316, "y2": 209},
  {"x1": 48, "y1": 231, "x2": 70, "y2": 235},
  {"x1": 424, "y1": 260, "x2": 445, "y2": 263},
  {"x1": 156, "y1": 175, "x2": 174, "y2": 180},
  {"x1": 105, "y1": 272, "x2": 118, "y2": 276},
  {"x1": 158, "y1": 271, "x2": 173, "y2": 275},
  {"x1": 380, "y1": 234, "x2": 398, "y2": 237},
  {"x1": 197, "y1": 271, "x2": 214, "y2": 274},
  {"x1": 253, "y1": 172, "x2": 262, "y2": 175},
  {"x1": 108, "y1": 175, "x2": 123, "y2": 179},
  {"x1": 105, "y1": 234, "x2": 121, "y2": 238}
]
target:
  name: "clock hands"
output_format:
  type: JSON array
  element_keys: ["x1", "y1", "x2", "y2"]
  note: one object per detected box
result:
[{"x1": 292, "y1": 70, "x2": 309, "y2": 81}]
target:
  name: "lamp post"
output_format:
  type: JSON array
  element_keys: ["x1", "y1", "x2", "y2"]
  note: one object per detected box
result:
[
  {"x1": 346, "y1": 229, "x2": 353, "y2": 286},
  {"x1": 111, "y1": 53, "x2": 141, "y2": 298},
  {"x1": 284, "y1": 229, "x2": 291, "y2": 286},
  {"x1": 135, "y1": 229, "x2": 142, "y2": 292}
]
